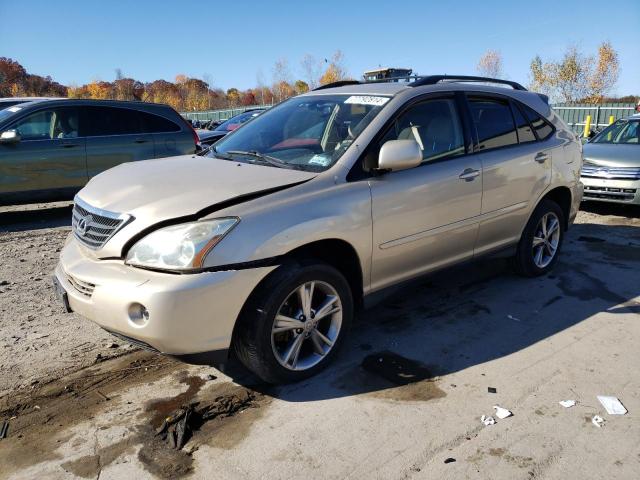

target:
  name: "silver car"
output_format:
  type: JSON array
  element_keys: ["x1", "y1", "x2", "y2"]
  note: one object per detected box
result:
[
  {"x1": 54, "y1": 75, "x2": 583, "y2": 383},
  {"x1": 581, "y1": 114, "x2": 640, "y2": 204}
]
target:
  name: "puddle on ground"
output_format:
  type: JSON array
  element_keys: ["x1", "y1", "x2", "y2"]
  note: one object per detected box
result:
[
  {"x1": 145, "y1": 371, "x2": 206, "y2": 429},
  {"x1": 332, "y1": 351, "x2": 446, "y2": 402}
]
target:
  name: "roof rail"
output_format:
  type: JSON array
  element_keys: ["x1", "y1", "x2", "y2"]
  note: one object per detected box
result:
[
  {"x1": 410, "y1": 75, "x2": 527, "y2": 91},
  {"x1": 313, "y1": 80, "x2": 361, "y2": 91}
]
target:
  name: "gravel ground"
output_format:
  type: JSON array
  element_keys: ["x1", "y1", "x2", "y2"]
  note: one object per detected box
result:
[
  {"x1": 0, "y1": 200, "x2": 638, "y2": 479},
  {"x1": 0, "y1": 202, "x2": 135, "y2": 398}
]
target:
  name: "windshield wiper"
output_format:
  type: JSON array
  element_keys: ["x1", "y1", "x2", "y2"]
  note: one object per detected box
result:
[{"x1": 225, "y1": 150, "x2": 290, "y2": 169}]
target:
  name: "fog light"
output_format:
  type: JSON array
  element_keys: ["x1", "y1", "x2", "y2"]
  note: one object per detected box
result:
[{"x1": 128, "y1": 303, "x2": 149, "y2": 326}]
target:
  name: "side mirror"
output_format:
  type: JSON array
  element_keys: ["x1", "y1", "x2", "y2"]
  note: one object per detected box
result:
[
  {"x1": 378, "y1": 139, "x2": 422, "y2": 172},
  {"x1": 0, "y1": 129, "x2": 21, "y2": 144}
]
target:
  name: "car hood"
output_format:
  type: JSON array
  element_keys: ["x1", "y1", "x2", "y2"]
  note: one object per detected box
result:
[
  {"x1": 77, "y1": 155, "x2": 316, "y2": 256},
  {"x1": 583, "y1": 143, "x2": 640, "y2": 167}
]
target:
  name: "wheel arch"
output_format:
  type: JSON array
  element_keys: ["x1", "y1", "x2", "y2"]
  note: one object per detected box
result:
[{"x1": 538, "y1": 186, "x2": 572, "y2": 230}]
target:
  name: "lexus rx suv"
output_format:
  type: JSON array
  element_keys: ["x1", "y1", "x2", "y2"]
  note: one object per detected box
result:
[{"x1": 53, "y1": 75, "x2": 583, "y2": 384}]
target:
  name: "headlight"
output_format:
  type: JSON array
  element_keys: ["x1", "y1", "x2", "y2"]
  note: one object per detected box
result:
[{"x1": 125, "y1": 218, "x2": 239, "y2": 271}]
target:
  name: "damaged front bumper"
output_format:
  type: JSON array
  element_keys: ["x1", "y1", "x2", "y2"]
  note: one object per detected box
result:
[{"x1": 53, "y1": 238, "x2": 276, "y2": 356}]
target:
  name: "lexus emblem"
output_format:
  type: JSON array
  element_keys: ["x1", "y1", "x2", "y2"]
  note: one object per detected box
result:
[
  {"x1": 597, "y1": 167, "x2": 610, "y2": 176},
  {"x1": 77, "y1": 214, "x2": 93, "y2": 236}
]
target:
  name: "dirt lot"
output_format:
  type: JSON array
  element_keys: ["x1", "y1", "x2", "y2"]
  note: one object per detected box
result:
[{"x1": 0, "y1": 201, "x2": 638, "y2": 479}]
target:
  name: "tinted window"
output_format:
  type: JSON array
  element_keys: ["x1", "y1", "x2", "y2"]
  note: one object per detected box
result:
[
  {"x1": 11, "y1": 108, "x2": 79, "y2": 140},
  {"x1": 84, "y1": 106, "x2": 142, "y2": 136},
  {"x1": 512, "y1": 103, "x2": 537, "y2": 143},
  {"x1": 380, "y1": 98, "x2": 465, "y2": 163},
  {"x1": 521, "y1": 104, "x2": 553, "y2": 140},
  {"x1": 469, "y1": 98, "x2": 518, "y2": 151},
  {"x1": 140, "y1": 111, "x2": 181, "y2": 133},
  {"x1": 214, "y1": 110, "x2": 262, "y2": 133}
]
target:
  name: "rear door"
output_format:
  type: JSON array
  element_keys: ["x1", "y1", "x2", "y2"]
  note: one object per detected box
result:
[
  {"x1": 467, "y1": 95, "x2": 553, "y2": 255},
  {"x1": 83, "y1": 106, "x2": 154, "y2": 178},
  {"x1": 138, "y1": 110, "x2": 194, "y2": 157},
  {"x1": 0, "y1": 106, "x2": 87, "y2": 196},
  {"x1": 369, "y1": 95, "x2": 482, "y2": 291}
]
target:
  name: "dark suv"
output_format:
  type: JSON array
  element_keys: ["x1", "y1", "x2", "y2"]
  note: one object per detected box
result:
[{"x1": 0, "y1": 99, "x2": 197, "y2": 205}]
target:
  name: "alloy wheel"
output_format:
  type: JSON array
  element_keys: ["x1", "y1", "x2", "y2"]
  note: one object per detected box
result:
[{"x1": 532, "y1": 212, "x2": 560, "y2": 268}]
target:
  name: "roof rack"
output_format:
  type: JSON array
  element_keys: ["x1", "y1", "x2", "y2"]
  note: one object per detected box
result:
[
  {"x1": 313, "y1": 80, "x2": 361, "y2": 91},
  {"x1": 410, "y1": 75, "x2": 527, "y2": 90},
  {"x1": 312, "y1": 75, "x2": 527, "y2": 92}
]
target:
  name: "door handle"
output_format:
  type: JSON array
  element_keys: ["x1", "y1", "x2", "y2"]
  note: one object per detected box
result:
[
  {"x1": 134, "y1": 138, "x2": 148, "y2": 144},
  {"x1": 534, "y1": 152, "x2": 548, "y2": 163},
  {"x1": 459, "y1": 168, "x2": 480, "y2": 181}
]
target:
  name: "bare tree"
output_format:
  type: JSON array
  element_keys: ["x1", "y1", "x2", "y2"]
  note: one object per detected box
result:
[
  {"x1": 301, "y1": 54, "x2": 322, "y2": 90},
  {"x1": 319, "y1": 50, "x2": 350, "y2": 85},
  {"x1": 476, "y1": 50, "x2": 503, "y2": 78},
  {"x1": 272, "y1": 58, "x2": 292, "y2": 102}
]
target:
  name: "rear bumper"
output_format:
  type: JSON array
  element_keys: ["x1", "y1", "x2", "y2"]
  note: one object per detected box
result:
[
  {"x1": 580, "y1": 176, "x2": 640, "y2": 204},
  {"x1": 54, "y1": 238, "x2": 276, "y2": 355}
]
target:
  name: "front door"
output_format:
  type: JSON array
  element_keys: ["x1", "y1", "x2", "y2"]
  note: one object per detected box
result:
[
  {"x1": 369, "y1": 97, "x2": 482, "y2": 291},
  {"x1": 0, "y1": 107, "x2": 87, "y2": 197}
]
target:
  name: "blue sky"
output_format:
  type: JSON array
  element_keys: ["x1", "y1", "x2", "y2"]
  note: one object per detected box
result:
[{"x1": 2, "y1": 0, "x2": 639, "y2": 94}]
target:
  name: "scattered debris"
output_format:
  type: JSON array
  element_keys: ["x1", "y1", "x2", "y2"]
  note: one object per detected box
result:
[
  {"x1": 95, "y1": 390, "x2": 110, "y2": 401},
  {"x1": 0, "y1": 420, "x2": 9, "y2": 440},
  {"x1": 592, "y1": 415, "x2": 605, "y2": 428},
  {"x1": 493, "y1": 406, "x2": 513, "y2": 419},
  {"x1": 481, "y1": 415, "x2": 496, "y2": 426},
  {"x1": 597, "y1": 396, "x2": 627, "y2": 415},
  {"x1": 507, "y1": 314, "x2": 521, "y2": 322},
  {"x1": 109, "y1": 343, "x2": 119, "y2": 349},
  {"x1": 444, "y1": 457, "x2": 456, "y2": 464},
  {"x1": 559, "y1": 400, "x2": 576, "y2": 408},
  {"x1": 488, "y1": 387, "x2": 497, "y2": 394}
]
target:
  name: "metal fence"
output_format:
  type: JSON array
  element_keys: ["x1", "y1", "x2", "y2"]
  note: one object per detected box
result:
[
  {"x1": 181, "y1": 105, "x2": 273, "y2": 123},
  {"x1": 551, "y1": 103, "x2": 636, "y2": 135},
  {"x1": 182, "y1": 102, "x2": 637, "y2": 134}
]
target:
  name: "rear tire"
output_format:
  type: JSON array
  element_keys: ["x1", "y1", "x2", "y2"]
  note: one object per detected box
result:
[
  {"x1": 232, "y1": 260, "x2": 353, "y2": 384},
  {"x1": 512, "y1": 199, "x2": 564, "y2": 277}
]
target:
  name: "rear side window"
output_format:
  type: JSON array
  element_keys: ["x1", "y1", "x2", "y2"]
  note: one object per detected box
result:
[
  {"x1": 521, "y1": 104, "x2": 554, "y2": 140},
  {"x1": 139, "y1": 111, "x2": 181, "y2": 133},
  {"x1": 84, "y1": 106, "x2": 143, "y2": 136},
  {"x1": 469, "y1": 98, "x2": 518, "y2": 151},
  {"x1": 511, "y1": 104, "x2": 537, "y2": 143}
]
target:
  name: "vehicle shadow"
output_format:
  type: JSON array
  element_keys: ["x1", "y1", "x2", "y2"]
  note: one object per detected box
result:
[
  {"x1": 0, "y1": 203, "x2": 72, "y2": 233},
  {"x1": 580, "y1": 201, "x2": 640, "y2": 218},
  {"x1": 223, "y1": 222, "x2": 640, "y2": 402}
]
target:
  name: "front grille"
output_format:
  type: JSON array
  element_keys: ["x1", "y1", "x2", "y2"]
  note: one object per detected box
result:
[
  {"x1": 71, "y1": 198, "x2": 130, "y2": 249},
  {"x1": 65, "y1": 271, "x2": 96, "y2": 298},
  {"x1": 583, "y1": 185, "x2": 637, "y2": 202},
  {"x1": 581, "y1": 163, "x2": 640, "y2": 180},
  {"x1": 106, "y1": 330, "x2": 160, "y2": 353}
]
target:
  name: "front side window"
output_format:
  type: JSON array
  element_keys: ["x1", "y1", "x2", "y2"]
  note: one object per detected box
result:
[
  {"x1": 591, "y1": 120, "x2": 639, "y2": 144},
  {"x1": 379, "y1": 98, "x2": 465, "y2": 163},
  {"x1": 210, "y1": 94, "x2": 390, "y2": 171},
  {"x1": 469, "y1": 98, "x2": 518, "y2": 151},
  {"x1": 11, "y1": 108, "x2": 79, "y2": 140}
]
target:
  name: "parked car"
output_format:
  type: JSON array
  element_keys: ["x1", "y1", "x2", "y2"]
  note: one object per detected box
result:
[
  {"x1": 53, "y1": 75, "x2": 582, "y2": 384},
  {"x1": 581, "y1": 114, "x2": 640, "y2": 205},
  {"x1": 197, "y1": 109, "x2": 265, "y2": 146},
  {"x1": 0, "y1": 97, "x2": 53, "y2": 110},
  {"x1": 0, "y1": 99, "x2": 197, "y2": 205}
]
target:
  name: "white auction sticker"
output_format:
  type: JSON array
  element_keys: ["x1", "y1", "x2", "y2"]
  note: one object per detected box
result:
[{"x1": 344, "y1": 96, "x2": 390, "y2": 107}]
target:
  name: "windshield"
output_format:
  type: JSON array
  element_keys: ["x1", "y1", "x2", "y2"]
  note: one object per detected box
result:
[
  {"x1": 208, "y1": 94, "x2": 390, "y2": 171},
  {"x1": 0, "y1": 104, "x2": 27, "y2": 123},
  {"x1": 591, "y1": 119, "x2": 639, "y2": 144},
  {"x1": 214, "y1": 110, "x2": 264, "y2": 133}
]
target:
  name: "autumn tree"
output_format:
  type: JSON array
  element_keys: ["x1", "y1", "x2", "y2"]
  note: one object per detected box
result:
[
  {"x1": 301, "y1": 54, "x2": 322, "y2": 89},
  {"x1": 476, "y1": 50, "x2": 503, "y2": 78},
  {"x1": 294, "y1": 80, "x2": 309, "y2": 94},
  {"x1": 528, "y1": 42, "x2": 620, "y2": 103},
  {"x1": 319, "y1": 50, "x2": 349, "y2": 85},
  {"x1": 226, "y1": 88, "x2": 240, "y2": 106},
  {"x1": 272, "y1": 58, "x2": 292, "y2": 102}
]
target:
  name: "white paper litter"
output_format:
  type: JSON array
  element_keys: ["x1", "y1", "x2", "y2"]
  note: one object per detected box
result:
[
  {"x1": 559, "y1": 400, "x2": 576, "y2": 408},
  {"x1": 481, "y1": 415, "x2": 496, "y2": 426},
  {"x1": 597, "y1": 396, "x2": 627, "y2": 415},
  {"x1": 592, "y1": 415, "x2": 605, "y2": 428},
  {"x1": 493, "y1": 405, "x2": 513, "y2": 419},
  {"x1": 507, "y1": 314, "x2": 521, "y2": 322}
]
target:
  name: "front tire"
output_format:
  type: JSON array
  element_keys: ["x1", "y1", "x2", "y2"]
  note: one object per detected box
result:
[
  {"x1": 512, "y1": 199, "x2": 564, "y2": 277},
  {"x1": 233, "y1": 260, "x2": 353, "y2": 384}
]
